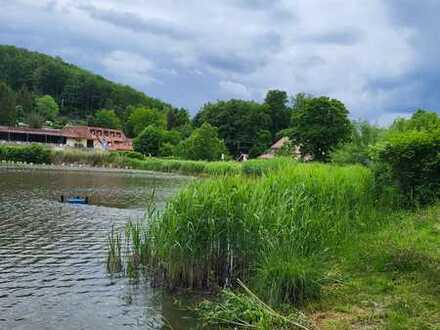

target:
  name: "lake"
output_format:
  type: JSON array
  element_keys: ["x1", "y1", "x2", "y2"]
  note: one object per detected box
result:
[{"x1": 0, "y1": 166, "x2": 196, "y2": 330}]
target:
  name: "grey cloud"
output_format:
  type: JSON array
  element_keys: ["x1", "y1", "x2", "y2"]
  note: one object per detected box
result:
[
  {"x1": 302, "y1": 28, "x2": 364, "y2": 46},
  {"x1": 77, "y1": 4, "x2": 190, "y2": 40},
  {"x1": 202, "y1": 53, "x2": 266, "y2": 74},
  {"x1": 3, "y1": 0, "x2": 439, "y2": 119}
]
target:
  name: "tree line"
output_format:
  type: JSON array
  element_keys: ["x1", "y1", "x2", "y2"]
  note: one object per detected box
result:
[{"x1": 1, "y1": 45, "x2": 439, "y2": 166}]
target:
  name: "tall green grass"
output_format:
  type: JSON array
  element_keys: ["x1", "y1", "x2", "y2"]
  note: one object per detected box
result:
[
  {"x1": 123, "y1": 161, "x2": 389, "y2": 306},
  {"x1": 50, "y1": 148, "x2": 242, "y2": 176}
]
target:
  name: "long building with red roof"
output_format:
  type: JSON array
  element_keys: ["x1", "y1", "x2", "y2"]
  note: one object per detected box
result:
[{"x1": 0, "y1": 125, "x2": 133, "y2": 151}]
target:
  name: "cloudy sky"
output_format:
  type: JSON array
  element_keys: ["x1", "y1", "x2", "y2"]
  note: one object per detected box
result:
[{"x1": 0, "y1": 0, "x2": 438, "y2": 123}]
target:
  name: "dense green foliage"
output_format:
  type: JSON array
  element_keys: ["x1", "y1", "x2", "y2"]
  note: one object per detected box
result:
[
  {"x1": 0, "y1": 144, "x2": 51, "y2": 164},
  {"x1": 194, "y1": 99, "x2": 272, "y2": 157},
  {"x1": 35, "y1": 95, "x2": 59, "y2": 121},
  {"x1": 377, "y1": 129, "x2": 440, "y2": 205},
  {"x1": 330, "y1": 121, "x2": 384, "y2": 165},
  {"x1": 0, "y1": 80, "x2": 16, "y2": 125},
  {"x1": 177, "y1": 122, "x2": 228, "y2": 161},
  {"x1": 90, "y1": 109, "x2": 122, "y2": 129},
  {"x1": 133, "y1": 126, "x2": 168, "y2": 157},
  {"x1": 329, "y1": 110, "x2": 440, "y2": 206},
  {"x1": 0, "y1": 45, "x2": 173, "y2": 119},
  {"x1": 126, "y1": 107, "x2": 167, "y2": 137},
  {"x1": 264, "y1": 90, "x2": 291, "y2": 137},
  {"x1": 290, "y1": 96, "x2": 352, "y2": 161},
  {"x1": 390, "y1": 109, "x2": 440, "y2": 132}
]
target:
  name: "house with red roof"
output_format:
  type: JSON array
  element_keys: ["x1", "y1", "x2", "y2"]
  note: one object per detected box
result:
[{"x1": 0, "y1": 125, "x2": 133, "y2": 151}]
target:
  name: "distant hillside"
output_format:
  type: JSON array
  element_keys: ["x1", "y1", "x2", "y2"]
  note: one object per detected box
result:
[{"x1": 0, "y1": 45, "x2": 174, "y2": 119}]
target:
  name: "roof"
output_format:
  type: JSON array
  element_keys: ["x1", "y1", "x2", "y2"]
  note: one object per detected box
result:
[
  {"x1": 0, "y1": 125, "x2": 76, "y2": 138},
  {"x1": 258, "y1": 153, "x2": 275, "y2": 159},
  {"x1": 271, "y1": 137, "x2": 290, "y2": 150},
  {"x1": 61, "y1": 126, "x2": 128, "y2": 142},
  {"x1": 0, "y1": 125, "x2": 130, "y2": 143}
]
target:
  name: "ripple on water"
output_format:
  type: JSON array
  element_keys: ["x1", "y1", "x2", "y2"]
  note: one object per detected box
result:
[{"x1": 0, "y1": 167, "x2": 193, "y2": 330}]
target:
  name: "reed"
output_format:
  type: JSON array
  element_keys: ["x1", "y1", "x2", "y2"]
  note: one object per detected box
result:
[
  {"x1": 51, "y1": 149, "x2": 121, "y2": 167},
  {"x1": 198, "y1": 280, "x2": 311, "y2": 329},
  {"x1": 106, "y1": 225, "x2": 123, "y2": 273},
  {"x1": 122, "y1": 161, "x2": 389, "y2": 305}
]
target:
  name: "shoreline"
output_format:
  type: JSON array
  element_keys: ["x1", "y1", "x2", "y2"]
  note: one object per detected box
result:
[{"x1": 0, "y1": 161, "x2": 194, "y2": 179}]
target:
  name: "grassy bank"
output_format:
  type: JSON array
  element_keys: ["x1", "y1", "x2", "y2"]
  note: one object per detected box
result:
[
  {"x1": 110, "y1": 160, "x2": 417, "y2": 328},
  {"x1": 308, "y1": 205, "x2": 440, "y2": 329},
  {"x1": 0, "y1": 144, "x2": 242, "y2": 176}
]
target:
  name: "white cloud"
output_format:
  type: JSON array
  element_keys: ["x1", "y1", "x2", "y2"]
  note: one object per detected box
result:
[
  {"x1": 101, "y1": 50, "x2": 157, "y2": 85},
  {"x1": 219, "y1": 80, "x2": 251, "y2": 99}
]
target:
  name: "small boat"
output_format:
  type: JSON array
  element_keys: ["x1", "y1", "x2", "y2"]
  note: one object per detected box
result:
[{"x1": 60, "y1": 195, "x2": 89, "y2": 205}]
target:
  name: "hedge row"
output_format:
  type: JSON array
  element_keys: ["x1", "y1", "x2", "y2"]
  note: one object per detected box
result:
[
  {"x1": 377, "y1": 129, "x2": 440, "y2": 205},
  {"x1": 0, "y1": 144, "x2": 51, "y2": 164}
]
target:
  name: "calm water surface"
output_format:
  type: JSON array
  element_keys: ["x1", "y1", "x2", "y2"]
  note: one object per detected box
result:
[{"x1": 0, "y1": 167, "x2": 195, "y2": 330}]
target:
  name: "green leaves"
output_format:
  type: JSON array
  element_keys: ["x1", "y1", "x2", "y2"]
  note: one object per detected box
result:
[
  {"x1": 0, "y1": 80, "x2": 16, "y2": 126},
  {"x1": 177, "y1": 122, "x2": 228, "y2": 161},
  {"x1": 378, "y1": 129, "x2": 440, "y2": 205},
  {"x1": 194, "y1": 99, "x2": 272, "y2": 157},
  {"x1": 290, "y1": 96, "x2": 352, "y2": 162},
  {"x1": 35, "y1": 95, "x2": 59, "y2": 122},
  {"x1": 91, "y1": 109, "x2": 122, "y2": 129}
]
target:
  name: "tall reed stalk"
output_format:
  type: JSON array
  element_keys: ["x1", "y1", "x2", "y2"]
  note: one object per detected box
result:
[{"x1": 121, "y1": 160, "x2": 393, "y2": 304}]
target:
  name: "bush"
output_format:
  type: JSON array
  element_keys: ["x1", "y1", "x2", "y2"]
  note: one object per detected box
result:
[
  {"x1": 133, "y1": 125, "x2": 167, "y2": 156},
  {"x1": 159, "y1": 142, "x2": 175, "y2": 157},
  {"x1": 376, "y1": 130, "x2": 440, "y2": 205},
  {"x1": 117, "y1": 151, "x2": 145, "y2": 160},
  {"x1": 0, "y1": 144, "x2": 51, "y2": 164},
  {"x1": 177, "y1": 122, "x2": 228, "y2": 161}
]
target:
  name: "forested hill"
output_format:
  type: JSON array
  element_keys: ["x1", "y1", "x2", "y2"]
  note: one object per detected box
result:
[{"x1": 0, "y1": 45, "x2": 174, "y2": 119}]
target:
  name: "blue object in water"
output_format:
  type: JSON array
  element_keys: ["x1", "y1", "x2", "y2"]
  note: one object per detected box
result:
[{"x1": 60, "y1": 195, "x2": 89, "y2": 205}]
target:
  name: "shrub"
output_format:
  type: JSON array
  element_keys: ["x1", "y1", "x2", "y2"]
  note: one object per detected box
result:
[
  {"x1": 159, "y1": 142, "x2": 175, "y2": 157},
  {"x1": 376, "y1": 130, "x2": 440, "y2": 205},
  {"x1": 0, "y1": 144, "x2": 51, "y2": 164}
]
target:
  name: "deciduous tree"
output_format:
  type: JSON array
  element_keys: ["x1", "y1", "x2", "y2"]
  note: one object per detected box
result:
[
  {"x1": 264, "y1": 90, "x2": 290, "y2": 137},
  {"x1": 178, "y1": 122, "x2": 227, "y2": 161},
  {"x1": 127, "y1": 107, "x2": 166, "y2": 137},
  {"x1": 35, "y1": 95, "x2": 59, "y2": 122},
  {"x1": 194, "y1": 99, "x2": 271, "y2": 157},
  {"x1": 91, "y1": 109, "x2": 122, "y2": 129},
  {"x1": 291, "y1": 96, "x2": 352, "y2": 161}
]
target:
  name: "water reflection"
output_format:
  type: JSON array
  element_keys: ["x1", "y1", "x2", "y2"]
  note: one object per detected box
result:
[{"x1": 0, "y1": 167, "x2": 194, "y2": 330}]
